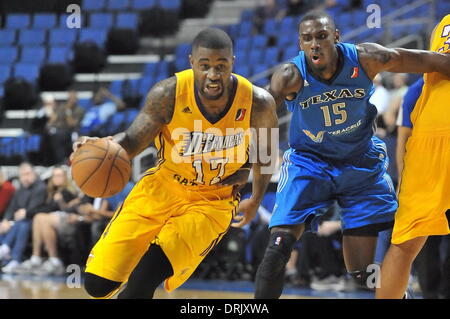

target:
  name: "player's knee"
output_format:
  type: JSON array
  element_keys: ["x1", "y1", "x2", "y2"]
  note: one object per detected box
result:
[
  {"x1": 257, "y1": 232, "x2": 297, "y2": 278},
  {"x1": 84, "y1": 272, "x2": 122, "y2": 298}
]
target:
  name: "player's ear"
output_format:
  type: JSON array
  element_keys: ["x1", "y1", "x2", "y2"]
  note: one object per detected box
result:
[
  {"x1": 334, "y1": 29, "x2": 340, "y2": 44},
  {"x1": 189, "y1": 54, "x2": 194, "y2": 68}
]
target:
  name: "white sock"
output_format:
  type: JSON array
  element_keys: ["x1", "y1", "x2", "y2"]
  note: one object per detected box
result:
[
  {"x1": 1, "y1": 244, "x2": 10, "y2": 255},
  {"x1": 30, "y1": 255, "x2": 42, "y2": 265},
  {"x1": 49, "y1": 257, "x2": 62, "y2": 266}
]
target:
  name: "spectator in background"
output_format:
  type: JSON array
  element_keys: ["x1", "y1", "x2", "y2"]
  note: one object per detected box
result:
[
  {"x1": 279, "y1": 0, "x2": 314, "y2": 18},
  {"x1": 253, "y1": 0, "x2": 285, "y2": 33},
  {"x1": 0, "y1": 163, "x2": 47, "y2": 273},
  {"x1": 0, "y1": 169, "x2": 15, "y2": 219},
  {"x1": 46, "y1": 91, "x2": 85, "y2": 165},
  {"x1": 79, "y1": 87, "x2": 126, "y2": 136},
  {"x1": 382, "y1": 73, "x2": 408, "y2": 134},
  {"x1": 32, "y1": 93, "x2": 57, "y2": 134}
]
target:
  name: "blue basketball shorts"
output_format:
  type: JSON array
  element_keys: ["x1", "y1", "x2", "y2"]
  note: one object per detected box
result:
[{"x1": 270, "y1": 137, "x2": 397, "y2": 231}]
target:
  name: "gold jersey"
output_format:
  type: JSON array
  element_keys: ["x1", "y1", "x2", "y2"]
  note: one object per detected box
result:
[
  {"x1": 410, "y1": 14, "x2": 450, "y2": 132},
  {"x1": 152, "y1": 69, "x2": 253, "y2": 199}
]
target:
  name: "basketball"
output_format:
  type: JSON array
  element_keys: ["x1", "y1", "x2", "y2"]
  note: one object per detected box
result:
[{"x1": 71, "y1": 138, "x2": 131, "y2": 198}]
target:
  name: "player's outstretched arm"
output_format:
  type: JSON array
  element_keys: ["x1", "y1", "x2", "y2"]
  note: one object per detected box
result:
[
  {"x1": 357, "y1": 42, "x2": 450, "y2": 80},
  {"x1": 232, "y1": 86, "x2": 278, "y2": 228},
  {"x1": 268, "y1": 63, "x2": 303, "y2": 110},
  {"x1": 113, "y1": 77, "x2": 176, "y2": 159}
]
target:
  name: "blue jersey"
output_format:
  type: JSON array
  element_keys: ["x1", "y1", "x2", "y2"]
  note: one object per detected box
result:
[
  {"x1": 397, "y1": 77, "x2": 424, "y2": 128},
  {"x1": 287, "y1": 42, "x2": 377, "y2": 160}
]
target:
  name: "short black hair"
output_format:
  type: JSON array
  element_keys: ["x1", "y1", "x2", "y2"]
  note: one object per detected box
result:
[
  {"x1": 298, "y1": 10, "x2": 337, "y2": 31},
  {"x1": 192, "y1": 28, "x2": 233, "y2": 52}
]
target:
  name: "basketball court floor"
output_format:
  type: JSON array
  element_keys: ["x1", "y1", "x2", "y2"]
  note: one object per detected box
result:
[{"x1": 0, "y1": 274, "x2": 375, "y2": 299}]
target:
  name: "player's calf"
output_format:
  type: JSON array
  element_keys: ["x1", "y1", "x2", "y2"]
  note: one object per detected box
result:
[{"x1": 84, "y1": 272, "x2": 123, "y2": 298}]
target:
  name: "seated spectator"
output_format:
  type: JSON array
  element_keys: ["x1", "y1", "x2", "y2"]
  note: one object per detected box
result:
[
  {"x1": 79, "y1": 87, "x2": 126, "y2": 136},
  {"x1": 382, "y1": 73, "x2": 408, "y2": 134},
  {"x1": 17, "y1": 180, "x2": 134, "y2": 276},
  {"x1": 46, "y1": 91, "x2": 86, "y2": 165},
  {"x1": 0, "y1": 163, "x2": 47, "y2": 273},
  {"x1": 0, "y1": 169, "x2": 15, "y2": 219},
  {"x1": 31, "y1": 93, "x2": 57, "y2": 134}
]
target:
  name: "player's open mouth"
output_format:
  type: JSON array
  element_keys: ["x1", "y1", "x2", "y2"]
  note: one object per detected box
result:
[
  {"x1": 312, "y1": 54, "x2": 321, "y2": 65},
  {"x1": 205, "y1": 83, "x2": 221, "y2": 94}
]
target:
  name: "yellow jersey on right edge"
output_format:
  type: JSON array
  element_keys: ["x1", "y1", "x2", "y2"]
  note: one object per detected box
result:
[{"x1": 410, "y1": 14, "x2": 450, "y2": 131}]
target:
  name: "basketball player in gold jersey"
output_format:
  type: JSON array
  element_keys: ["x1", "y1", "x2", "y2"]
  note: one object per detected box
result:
[
  {"x1": 72, "y1": 28, "x2": 278, "y2": 298},
  {"x1": 376, "y1": 15, "x2": 450, "y2": 299}
]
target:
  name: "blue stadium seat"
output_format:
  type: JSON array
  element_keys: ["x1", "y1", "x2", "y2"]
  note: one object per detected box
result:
[
  {"x1": 227, "y1": 24, "x2": 239, "y2": 39},
  {"x1": 160, "y1": 0, "x2": 181, "y2": 10},
  {"x1": 83, "y1": 0, "x2": 106, "y2": 11},
  {"x1": 174, "y1": 43, "x2": 192, "y2": 71},
  {"x1": 234, "y1": 65, "x2": 251, "y2": 78},
  {"x1": 281, "y1": 45, "x2": 298, "y2": 61},
  {"x1": 107, "y1": 0, "x2": 130, "y2": 10},
  {"x1": 49, "y1": 29, "x2": 78, "y2": 46},
  {"x1": 18, "y1": 30, "x2": 47, "y2": 46},
  {"x1": 279, "y1": 16, "x2": 296, "y2": 33},
  {"x1": 263, "y1": 18, "x2": 279, "y2": 36},
  {"x1": 124, "y1": 108, "x2": 139, "y2": 127},
  {"x1": 5, "y1": 14, "x2": 31, "y2": 29},
  {"x1": 156, "y1": 60, "x2": 170, "y2": 78},
  {"x1": 234, "y1": 37, "x2": 251, "y2": 53},
  {"x1": 0, "y1": 65, "x2": 12, "y2": 84},
  {"x1": 138, "y1": 76, "x2": 155, "y2": 96},
  {"x1": 48, "y1": 46, "x2": 72, "y2": 63},
  {"x1": 20, "y1": 46, "x2": 47, "y2": 64},
  {"x1": 131, "y1": 0, "x2": 158, "y2": 10},
  {"x1": 32, "y1": 13, "x2": 57, "y2": 29},
  {"x1": 109, "y1": 80, "x2": 124, "y2": 97},
  {"x1": 116, "y1": 12, "x2": 139, "y2": 29},
  {"x1": 12, "y1": 136, "x2": 27, "y2": 157},
  {"x1": 240, "y1": 9, "x2": 254, "y2": 22},
  {"x1": 106, "y1": 112, "x2": 127, "y2": 135},
  {"x1": 143, "y1": 63, "x2": 158, "y2": 77},
  {"x1": 247, "y1": 49, "x2": 265, "y2": 65},
  {"x1": 26, "y1": 135, "x2": 41, "y2": 153},
  {"x1": 77, "y1": 98, "x2": 94, "y2": 110},
  {"x1": 251, "y1": 35, "x2": 268, "y2": 50},
  {"x1": 13, "y1": 63, "x2": 41, "y2": 82},
  {"x1": 0, "y1": 30, "x2": 16, "y2": 46},
  {"x1": 79, "y1": 28, "x2": 108, "y2": 47},
  {"x1": 0, "y1": 47, "x2": 19, "y2": 64},
  {"x1": 238, "y1": 21, "x2": 253, "y2": 37},
  {"x1": 89, "y1": 13, "x2": 115, "y2": 29},
  {"x1": 277, "y1": 33, "x2": 291, "y2": 48},
  {"x1": 0, "y1": 86, "x2": 3, "y2": 98},
  {"x1": 262, "y1": 47, "x2": 279, "y2": 66},
  {"x1": 234, "y1": 48, "x2": 248, "y2": 64}
]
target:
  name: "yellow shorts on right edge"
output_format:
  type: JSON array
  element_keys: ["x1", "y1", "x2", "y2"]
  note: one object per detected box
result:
[{"x1": 392, "y1": 133, "x2": 450, "y2": 245}]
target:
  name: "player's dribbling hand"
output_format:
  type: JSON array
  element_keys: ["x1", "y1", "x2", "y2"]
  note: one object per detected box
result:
[
  {"x1": 70, "y1": 136, "x2": 113, "y2": 162},
  {"x1": 231, "y1": 197, "x2": 259, "y2": 228},
  {"x1": 218, "y1": 167, "x2": 251, "y2": 198}
]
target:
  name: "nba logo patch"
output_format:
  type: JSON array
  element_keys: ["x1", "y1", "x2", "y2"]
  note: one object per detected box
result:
[
  {"x1": 235, "y1": 108, "x2": 246, "y2": 121},
  {"x1": 351, "y1": 67, "x2": 359, "y2": 79},
  {"x1": 275, "y1": 236, "x2": 282, "y2": 246}
]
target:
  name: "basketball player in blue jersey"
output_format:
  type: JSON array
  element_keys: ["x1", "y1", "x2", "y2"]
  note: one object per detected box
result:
[{"x1": 252, "y1": 11, "x2": 450, "y2": 298}]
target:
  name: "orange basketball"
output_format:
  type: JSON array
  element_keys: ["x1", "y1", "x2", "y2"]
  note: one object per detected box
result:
[{"x1": 71, "y1": 138, "x2": 131, "y2": 198}]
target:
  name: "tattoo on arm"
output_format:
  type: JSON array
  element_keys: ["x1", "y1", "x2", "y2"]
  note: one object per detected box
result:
[{"x1": 114, "y1": 77, "x2": 176, "y2": 158}]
